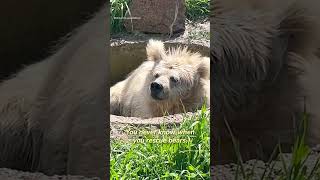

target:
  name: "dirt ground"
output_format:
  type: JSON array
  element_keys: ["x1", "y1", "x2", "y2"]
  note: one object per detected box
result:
[
  {"x1": 0, "y1": 168, "x2": 99, "y2": 180},
  {"x1": 212, "y1": 146, "x2": 320, "y2": 180},
  {"x1": 110, "y1": 112, "x2": 197, "y2": 140},
  {"x1": 111, "y1": 20, "x2": 209, "y2": 47}
]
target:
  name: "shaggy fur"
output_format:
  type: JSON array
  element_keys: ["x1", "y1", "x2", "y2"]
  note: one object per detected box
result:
[
  {"x1": 0, "y1": 4, "x2": 108, "y2": 178},
  {"x1": 110, "y1": 40, "x2": 210, "y2": 118},
  {"x1": 212, "y1": 0, "x2": 320, "y2": 163}
]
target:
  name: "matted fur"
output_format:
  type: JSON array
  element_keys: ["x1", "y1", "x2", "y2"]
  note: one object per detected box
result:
[
  {"x1": 212, "y1": 0, "x2": 320, "y2": 164},
  {"x1": 110, "y1": 40, "x2": 210, "y2": 118}
]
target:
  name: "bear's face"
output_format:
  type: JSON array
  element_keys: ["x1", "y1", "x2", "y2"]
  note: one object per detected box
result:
[
  {"x1": 145, "y1": 39, "x2": 209, "y2": 102},
  {"x1": 150, "y1": 61, "x2": 198, "y2": 101}
]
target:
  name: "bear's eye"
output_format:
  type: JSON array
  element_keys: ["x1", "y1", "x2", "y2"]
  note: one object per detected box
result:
[
  {"x1": 154, "y1": 73, "x2": 160, "y2": 78},
  {"x1": 170, "y1": 76, "x2": 178, "y2": 83}
]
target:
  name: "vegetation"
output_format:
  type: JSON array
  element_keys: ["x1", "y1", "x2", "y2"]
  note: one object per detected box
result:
[
  {"x1": 110, "y1": 0, "x2": 131, "y2": 34},
  {"x1": 185, "y1": 0, "x2": 210, "y2": 21},
  {"x1": 110, "y1": 106, "x2": 210, "y2": 179},
  {"x1": 227, "y1": 112, "x2": 320, "y2": 180}
]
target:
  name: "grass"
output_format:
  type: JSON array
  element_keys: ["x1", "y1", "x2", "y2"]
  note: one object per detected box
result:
[
  {"x1": 110, "y1": 0, "x2": 210, "y2": 34},
  {"x1": 226, "y1": 111, "x2": 320, "y2": 180},
  {"x1": 110, "y1": 0, "x2": 131, "y2": 34},
  {"x1": 110, "y1": 103, "x2": 320, "y2": 179},
  {"x1": 277, "y1": 113, "x2": 320, "y2": 180},
  {"x1": 185, "y1": 0, "x2": 210, "y2": 21},
  {"x1": 110, "y1": 106, "x2": 210, "y2": 179}
]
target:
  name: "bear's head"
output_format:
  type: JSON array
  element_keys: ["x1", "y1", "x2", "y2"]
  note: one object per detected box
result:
[{"x1": 145, "y1": 39, "x2": 210, "y2": 102}]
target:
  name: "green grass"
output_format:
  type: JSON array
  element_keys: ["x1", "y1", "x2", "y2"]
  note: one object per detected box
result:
[
  {"x1": 111, "y1": 0, "x2": 131, "y2": 34},
  {"x1": 277, "y1": 113, "x2": 320, "y2": 180},
  {"x1": 186, "y1": 0, "x2": 210, "y2": 21},
  {"x1": 227, "y1": 111, "x2": 320, "y2": 180},
  {"x1": 110, "y1": 106, "x2": 210, "y2": 179}
]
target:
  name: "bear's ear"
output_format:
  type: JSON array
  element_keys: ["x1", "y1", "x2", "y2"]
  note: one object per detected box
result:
[
  {"x1": 146, "y1": 39, "x2": 166, "y2": 61},
  {"x1": 197, "y1": 57, "x2": 210, "y2": 79}
]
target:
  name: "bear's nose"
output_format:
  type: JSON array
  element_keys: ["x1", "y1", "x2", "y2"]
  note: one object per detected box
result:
[{"x1": 150, "y1": 82, "x2": 163, "y2": 92}]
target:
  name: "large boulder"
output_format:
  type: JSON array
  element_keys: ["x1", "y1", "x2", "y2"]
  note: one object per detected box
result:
[{"x1": 124, "y1": 0, "x2": 186, "y2": 34}]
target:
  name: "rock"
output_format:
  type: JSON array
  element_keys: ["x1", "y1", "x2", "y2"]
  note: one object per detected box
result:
[
  {"x1": 124, "y1": 0, "x2": 186, "y2": 34},
  {"x1": 312, "y1": 144, "x2": 320, "y2": 153}
]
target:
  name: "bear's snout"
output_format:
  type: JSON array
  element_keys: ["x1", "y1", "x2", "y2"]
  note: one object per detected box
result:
[
  {"x1": 151, "y1": 82, "x2": 163, "y2": 91},
  {"x1": 150, "y1": 82, "x2": 165, "y2": 100}
]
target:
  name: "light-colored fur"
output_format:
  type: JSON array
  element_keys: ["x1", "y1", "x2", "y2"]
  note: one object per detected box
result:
[{"x1": 110, "y1": 40, "x2": 210, "y2": 118}]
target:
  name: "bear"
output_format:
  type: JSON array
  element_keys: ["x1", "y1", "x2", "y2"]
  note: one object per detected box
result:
[
  {"x1": 0, "y1": 4, "x2": 108, "y2": 179},
  {"x1": 211, "y1": 0, "x2": 320, "y2": 164},
  {"x1": 0, "y1": 0, "x2": 105, "y2": 80},
  {"x1": 110, "y1": 40, "x2": 210, "y2": 118}
]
